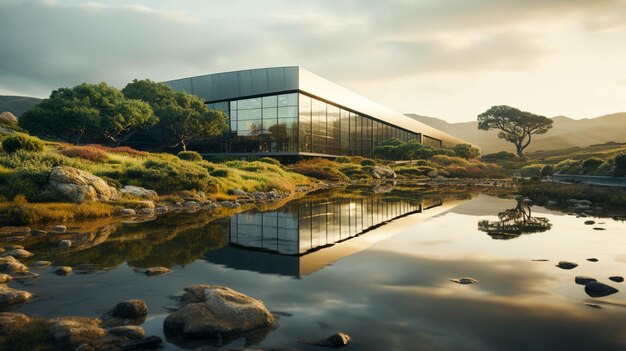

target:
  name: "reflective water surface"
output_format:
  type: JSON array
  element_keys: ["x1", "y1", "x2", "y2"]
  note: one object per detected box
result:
[{"x1": 5, "y1": 188, "x2": 626, "y2": 350}]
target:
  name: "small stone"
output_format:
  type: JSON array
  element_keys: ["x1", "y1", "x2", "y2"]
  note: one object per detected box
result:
[
  {"x1": 556, "y1": 261, "x2": 578, "y2": 270},
  {"x1": 120, "y1": 208, "x2": 136, "y2": 216},
  {"x1": 0, "y1": 274, "x2": 12, "y2": 283},
  {"x1": 144, "y1": 267, "x2": 171, "y2": 276},
  {"x1": 585, "y1": 281, "x2": 619, "y2": 298},
  {"x1": 11, "y1": 271, "x2": 40, "y2": 280},
  {"x1": 0, "y1": 256, "x2": 28, "y2": 273},
  {"x1": 575, "y1": 276, "x2": 597, "y2": 285},
  {"x1": 52, "y1": 225, "x2": 67, "y2": 233},
  {"x1": 58, "y1": 240, "x2": 72, "y2": 248},
  {"x1": 584, "y1": 220, "x2": 596, "y2": 225},
  {"x1": 47, "y1": 316, "x2": 105, "y2": 347},
  {"x1": 54, "y1": 266, "x2": 73, "y2": 275},
  {"x1": 138, "y1": 208, "x2": 154, "y2": 215},
  {"x1": 1, "y1": 249, "x2": 33, "y2": 258},
  {"x1": 300, "y1": 332, "x2": 352, "y2": 348},
  {"x1": 120, "y1": 335, "x2": 162, "y2": 351},
  {"x1": 593, "y1": 227, "x2": 606, "y2": 231},
  {"x1": 450, "y1": 277, "x2": 479, "y2": 285},
  {"x1": 609, "y1": 276, "x2": 624, "y2": 283},
  {"x1": 107, "y1": 325, "x2": 145, "y2": 339},
  {"x1": 109, "y1": 300, "x2": 148, "y2": 319},
  {"x1": 585, "y1": 303, "x2": 602, "y2": 309},
  {"x1": 532, "y1": 259, "x2": 549, "y2": 262},
  {"x1": 183, "y1": 201, "x2": 199, "y2": 208},
  {"x1": 587, "y1": 258, "x2": 599, "y2": 262},
  {"x1": 30, "y1": 261, "x2": 52, "y2": 268},
  {"x1": 31, "y1": 229, "x2": 48, "y2": 237},
  {"x1": 233, "y1": 188, "x2": 247, "y2": 196}
]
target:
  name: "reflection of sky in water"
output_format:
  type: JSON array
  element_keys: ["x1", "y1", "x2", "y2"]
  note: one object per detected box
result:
[{"x1": 9, "y1": 194, "x2": 626, "y2": 350}]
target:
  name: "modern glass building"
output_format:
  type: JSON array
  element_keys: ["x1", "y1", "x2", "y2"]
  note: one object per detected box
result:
[{"x1": 163, "y1": 66, "x2": 469, "y2": 158}]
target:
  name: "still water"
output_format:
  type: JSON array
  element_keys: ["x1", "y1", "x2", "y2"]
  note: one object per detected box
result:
[{"x1": 7, "y1": 188, "x2": 626, "y2": 350}]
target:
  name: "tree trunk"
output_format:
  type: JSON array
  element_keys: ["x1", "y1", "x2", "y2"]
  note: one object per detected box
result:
[{"x1": 515, "y1": 143, "x2": 525, "y2": 158}]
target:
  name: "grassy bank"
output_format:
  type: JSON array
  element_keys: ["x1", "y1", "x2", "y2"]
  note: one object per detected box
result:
[{"x1": 519, "y1": 181, "x2": 626, "y2": 207}]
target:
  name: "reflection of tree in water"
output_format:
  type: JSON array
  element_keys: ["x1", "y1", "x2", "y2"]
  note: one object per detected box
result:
[{"x1": 478, "y1": 199, "x2": 552, "y2": 240}]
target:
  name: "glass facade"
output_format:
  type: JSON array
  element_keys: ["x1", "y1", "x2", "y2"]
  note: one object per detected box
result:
[
  {"x1": 228, "y1": 195, "x2": 432, "y2": 255},
  {"x1": 204, "y1": 92, "x2": 433, "y2": 156}
]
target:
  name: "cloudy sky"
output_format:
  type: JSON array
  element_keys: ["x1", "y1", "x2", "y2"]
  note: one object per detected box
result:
[{"x1": 1, "y1": 0, "x2": 625, "y2": 122}]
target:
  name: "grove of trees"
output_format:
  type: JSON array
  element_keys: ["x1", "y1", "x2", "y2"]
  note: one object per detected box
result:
[
  {"x1": 19, "y1": 79, "x2": 228, "y2": 150},
  {"x1": 372, "y1": 138, "x2": 480, "y2": 161}
]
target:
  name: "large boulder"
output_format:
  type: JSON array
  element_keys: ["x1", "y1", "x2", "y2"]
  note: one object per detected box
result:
[
  {"x1": 0, "y1": 312, "x2": 30, "y2": 336},
  {"x1": 48, "y1": 166, "x2": 118, "y2": 203},
  {"x1": 0, "y1": 256, "x2": 28, "y2": 274},
  {"x1": 0, "y1": 112, "x2": 18, "y2": 125},
  {"x1": 371, "y1": 166, "x2": 396, "y2": 179},
  {"x1": 120, "y1": 186, "x2": 158, "y2": 199},
  {"x1": 164, "y1": 285, "x2": 275, "y2": 340},
  {"x1": 108, "y1": 300, "x2": 148, "y2": 319},
  {"x1": 47, "y1": 317, "x2": 106, "y2": 348}
]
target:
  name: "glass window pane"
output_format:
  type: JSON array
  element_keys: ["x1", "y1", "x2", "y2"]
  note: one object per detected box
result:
[
  {"x1": 262, "y1": 95, "x2": 277, "y2": 108},
  {"x1": 237, "y1": 120, "x2": 262, "y2": 132},
  {"x1": 238, "y1": 108, "x2": 262, "y2": 120},
  {"x1": 230, "y1": 101, "x2": 237, "y2": 110},
  {"x1": 278, "y1": 93, "x2": 298, "y2": 106},
  {"x1": 263, "y1": 107, "x2": 277, "y2": 119},
  {"x1": 278, "y1": 106, "x2": 298, "y2": 118},
  {"x1": 238, "y1": 97, "x2": 262, "y2": 109}
]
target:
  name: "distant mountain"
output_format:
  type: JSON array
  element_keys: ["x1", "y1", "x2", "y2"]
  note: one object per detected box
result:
[
  {"x1": 405, "y1": 112, "x2": 626, "y2": 154},
  {"x1": 0, "y1": 95, "x2": 42, "y2": 117}
]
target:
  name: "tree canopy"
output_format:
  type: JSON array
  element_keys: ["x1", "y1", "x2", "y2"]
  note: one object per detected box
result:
[
  {"x1": 122, "y1": 79, "x2": 228, "y2": 151},
  {"x1": 477, "y1": 105, "x2": 552, "y2": 157},
  {"x1": 20, "y1": 83, "x2": 155, "y2": 145}
]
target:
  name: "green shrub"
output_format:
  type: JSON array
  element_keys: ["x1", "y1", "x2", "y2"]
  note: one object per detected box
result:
[
  {"x1": 519, "y1": 165, "x2": 543, "y2": 178},
  {"x1": 444, "y1": 165, "x2": 470, "y2": 178},
  {"x1": 582, "y1": 158, "x2": 603, "y2": 170},
  {"x1": 541, "y1": 165, "x2": 554, "y2": 176},
  {"x1": 258, "y1": 157, "x2": 281, "y2": 166},
  {"x1": 335, "y1": 156, "x2": 351, "y2": 163},
  {"x1": 431, "y1": 155, "x2": 470, "y2": 167},
  {"x1": 395, "y1": 165, "x2": 436, "y2": 176},
  {"x1": 210, "y1": 169, "x2": 229, "y2": 177},
  {"x1": 613, "y1": 154, "x2": 626, "y2": 177},
  {"x1": 361, "y1": 159, "x2": 376, "y2": 166},
  {"x1": 1, "y1": 133, "x2": 44, "y2": 153},
  {"x1": 60, "y1": 145, "x2": 108, "y2": 162},
  {"x1": 481, "y1": 151, "x2": 517, "y2": 161},
  {"x1": 554, "y1": 159, "x2": 581, "y2": 173},
  {"x1": 177, "y1": 151, "x2": 203, "y2": 162}
]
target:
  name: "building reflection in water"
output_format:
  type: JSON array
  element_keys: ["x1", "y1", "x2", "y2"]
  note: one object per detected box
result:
[{"x1": 205, "y1": 194, "x2": 463, "y2": 278}]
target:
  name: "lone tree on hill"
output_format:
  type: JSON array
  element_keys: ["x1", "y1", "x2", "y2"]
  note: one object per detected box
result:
[
  {"x1": 477, "y1": 105, "x2": 553, "y2": 158},
  {"x1": 123, "y1": 79, "x2": 228, "y2": 151}
]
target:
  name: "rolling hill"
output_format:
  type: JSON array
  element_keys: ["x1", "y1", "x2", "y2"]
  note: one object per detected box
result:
[
  {"x1": 0, "y1": 95, "x2": 42, "y2": 117},
  {"x1": 405, "y1": 112, "x2": 626, "y2": 154}
]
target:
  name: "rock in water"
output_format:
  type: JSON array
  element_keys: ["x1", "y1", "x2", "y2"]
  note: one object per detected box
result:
[
  {"x1": 120, "y1": 185, "x2": 158, "y2": 199},
  {"x1": 300, "y1": 332, "x2": 352, "y2": 348},
  {"x1": 0, "y1": 249, "x2": 33, "y2": 258},
  {"x1": 584, "y1": 220, "x2": 596, "y2": 225},
  {"x1": 107, "y1": 325, "x2": 145, "y2": 339},
  {"x1": 47, "y1": 317, "x2": 106, "y2": 348},
  {"x1": 609, "y1": 276, "x2": 624, "y2": 283},
  {"x1": 54, "y1": 266, "x2": 73, "y2": 275},
  {"x1": 0, "y1": 256, "x2": 28, "y2": 273},
  {"x1": 556, "y1": 261, "x2": 578, "y2": 270},
  {"x1": 109, "y1": 300, "x2": 148, "y2": 319},
  {"x1": 575, "y1": 276, "x2": 597, "y2": 285},
  {"x1": 120, "y1": 335, "x2": 163, "y2": 350},
  {"x1": 587, "y1": 258, "x2": 599, "y2": 262},
  {"x1": 450, "y1": 277, "x2": 479, "y2": 285},
  {"x1": 0, "y1": 274, "x2": 12, "y2": 283},
  {"x1": 144, "y1": 267, "x2": 171, "y2": 276},
  {"x1": 164, "y1": 285, "x2": 275, "y2": 339},
  {"x1": 58, "y1": 240, "x2": 72, "y2": 248},
  {"x1": 48, "y1": 166, "x2": 118, "y2": 203},
  {"x1": 0, "y1": 285, "x2": 32, "y2": 307},
  {"x1": 585, "y1": 281, "x2": 619, "y2": 298}
]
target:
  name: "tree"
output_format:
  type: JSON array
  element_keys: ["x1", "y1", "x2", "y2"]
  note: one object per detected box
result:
[
  {"x1": 20, "y1": 83, "x2": 155, "y2": 145},
  {"x1": 453, "y1": 144, "x2": 480, "y2": 159},
  {"x1": 477, "y1": 105, "x2": 553, "y2": 158},
  {"x1": 122, "y1": 79, "x2": 228, "y2": 151}
]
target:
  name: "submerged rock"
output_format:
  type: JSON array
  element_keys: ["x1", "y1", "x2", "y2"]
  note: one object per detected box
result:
[
  {"x1": 609, "y1": 276, "x2": 624, "y2": 283},
  {"x1": 109, "y1": 300, "x2": 148, "y2": 319},
  {"x1": 164, "y1": 285, "x2": 276, "y2": 339},
  {"x1": 54, "y1": 266, "x2": 73, "y2": 275},
  {"x1": 587, "y1": 258, "x2": 599, "y2": 262},
  {"x1": 144, "y1": 267, "x2": 171, "y2": 276},
  {"x1": 120, "y1": 335, "x2": 163, "y2": 350},
  {"x1": 584, "y1": 220, "x2": 596, "y2": 225},
  {"x1": 48, "y1": 166, "x2": 118, "y2": 203},
  {"x1": 0, "y1": 256, "x2": 28, "y2": 274},
  {"x1": 585, "y1": 281, "x2": 619, "y2": 298},
  {"x1": 300, "y1": 332, "x2": 352, "y2": 348},
  {"x1": 1, "y1": 249, "x2": 33, "y2": 258},
  {"x1": 556, "y1": 261, "x2": 578, "y2": 270},
  {"x1": 107, "y1": 325, "x2": 145, "y2": 339},
  {"x1": 58, "y1": 240, "x2": 72, "y2": 248},
  {"x1": 0, "y1": 285, "x2": 32, "y2": 307},
  {"x1": 450, "y1": 277, "x2": 479, "y2": 285},
  {"x1": 575, "y1": 276, "x2": 597, "y2": 285},
  {"x1": 30, "y1": 261, "x2": 52, "y2": 268}
]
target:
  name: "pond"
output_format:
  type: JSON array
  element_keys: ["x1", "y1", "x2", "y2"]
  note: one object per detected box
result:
[{"x1": 6, "y1": 187, "x2": 626, "y2": 350}]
